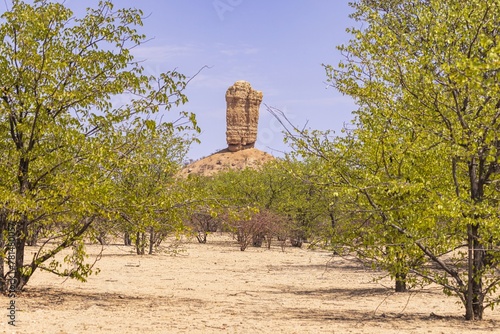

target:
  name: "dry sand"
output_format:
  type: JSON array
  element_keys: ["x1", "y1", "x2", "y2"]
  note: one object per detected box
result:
[{"x1": 2, "y1": 234, "x2": 499, "y2": 334}]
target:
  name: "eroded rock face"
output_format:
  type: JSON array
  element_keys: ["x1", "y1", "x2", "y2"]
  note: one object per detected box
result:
[{"x1": 225, "y1": 81, "x2": 263, "y2": 152}]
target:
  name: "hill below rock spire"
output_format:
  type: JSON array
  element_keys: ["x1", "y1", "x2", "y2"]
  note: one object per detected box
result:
[{"x1": 181, "y1": 81, "x2": 274, "y2": 177}]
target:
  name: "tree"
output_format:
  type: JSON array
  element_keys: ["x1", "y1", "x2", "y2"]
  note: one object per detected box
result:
[
  {"x1": 266, "y1": 113, "x2": 434, "y2": 293},
  {"x1": 201, "y1": 159, "x2": 333, "y2": 250},
  {"x1": 315, "y1": 0, "x2": 500, "y2": 320},
  {"x1": 199, "y1": 165, "x2": 285, "y2": 249},
  {"x1": 111, "y1": 121, "x2": 197, "y2": 255},
  {"x1": 0, "y1": 0, "x2": 197, "y2": 292}
]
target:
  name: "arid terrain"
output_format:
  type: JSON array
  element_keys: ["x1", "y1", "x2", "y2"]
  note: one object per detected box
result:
[
  {"x1": 179, "y1": 148, "x2": 275, "y2": 177},
  {"x1": 2, "y1": 234, "x2": 499, "y2": 334}
]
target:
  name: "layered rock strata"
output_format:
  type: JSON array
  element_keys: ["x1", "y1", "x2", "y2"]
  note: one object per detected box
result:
[{"x1": 225, "y1": 81, "x2": 263, "y2": 152}]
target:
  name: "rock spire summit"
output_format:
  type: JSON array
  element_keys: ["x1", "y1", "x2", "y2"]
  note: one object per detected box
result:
[{"x1": 225, "y1": 81, "x2": 263, "y2": 152}]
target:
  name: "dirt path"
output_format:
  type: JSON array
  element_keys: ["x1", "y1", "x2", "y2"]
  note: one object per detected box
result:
[{"x1": 2, "y1": 235, "x2": 499, "y2": 333}]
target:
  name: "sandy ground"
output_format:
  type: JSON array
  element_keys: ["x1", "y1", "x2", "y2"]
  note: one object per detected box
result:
[{"x1": 2, "y1": 234, "x2": 499, "y2": 334}]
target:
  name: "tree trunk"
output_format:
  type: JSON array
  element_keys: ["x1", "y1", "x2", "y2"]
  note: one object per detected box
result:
[
  {"x1": 0, "y1": 250, "x2": 4, "y2": 292},
  {"x1": 472, "y1": 230, "x2": 485, "y2": 320},
  {"x1": 124, "y1": 232, "x2": 131, "y2": 246},
  {"x1": 465, "y1": 159, "x2": 485, "y2": 320},
  {"x1": 196, "y1": 231, "x2": 207, "y2": 244},
  {"x1": 13, "y1": 218, "x2": 30, "y2": 292},
  {"x1": 148, "y1": 228, "x2": 154, "y2": 255},
  {"x1": 290, "y1": 237, "x2": 303, "y2": 248},
  {"x1": 395, "y1": 272, "x2": 407, "y2": 292},
  {"x1": 0, "y1": 213, "x2": 6, "y2": 292},
  {"x1": 141, "y1": 232, "x2": 146, "y2": 254},
  {"x1": 466, "y1": 224, "x2": 485, "y2": 320},
  {"x1": 96, "y1": 232, "x2": 106, "y2": 246},
  {"x1": 252, "y1": 233, "x2": 264, "y2": 247},
  {"x1": 393, "y1": 247, "x2": 408, "y2": 293},
  {"x1": 329, "y1": 211, "x2": 336, "y2": 229},
  {"x1": 135, "y1": 232, "x2": 145, "y2": 255},
  {"x1": 13, "y1": 159, "x2": 31, "y2": 292}
]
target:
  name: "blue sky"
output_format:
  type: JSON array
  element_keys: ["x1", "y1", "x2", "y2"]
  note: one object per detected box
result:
[{"x1": 9, "y1": 1, "x2": 359, "y2": 160}]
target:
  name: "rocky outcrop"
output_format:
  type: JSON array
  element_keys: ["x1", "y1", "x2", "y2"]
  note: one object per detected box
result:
[
  {"x1": 179, "y1": 81, "x2": 273, "y2": 178},
  {"x1": 225, "y1": 81, "x2": 263, "y2": 152},
  {"x1": 179, "y1": 148, "x2": 275, "y2": 177}
]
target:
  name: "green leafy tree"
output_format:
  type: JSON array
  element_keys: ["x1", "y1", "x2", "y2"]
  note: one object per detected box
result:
[
  {"x1": 312, "y1": 0, "x2": 500, "y2": 320},
  {"x1": 111, "y1": 120, "x2": 197, "y2": 255},
  {"x1": 199, "y1": 165, "x2": 285, "y2": 249},
  {"x1": 270, "y1": 157, "x2": 339, "y2": 247},
  {"x1": 0, "y1": 0, "x2": 196, "y2": 292},
  {"x1": 266, "y1": 114, "x2": 433, "y2": 293},
  {"x1": 201, "y1": 159, "x2": 333, "y2": 250}
]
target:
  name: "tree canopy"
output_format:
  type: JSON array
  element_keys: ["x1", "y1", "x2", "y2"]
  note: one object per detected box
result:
[
  {"x1": 0, "y1": 0, "x2": 198, "y2": 292},
  {"x1": 274, "y1": 0, "x2": 500, "y2": 320}
]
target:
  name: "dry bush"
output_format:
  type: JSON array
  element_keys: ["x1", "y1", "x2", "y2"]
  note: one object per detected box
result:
[
  {"x1": 234, "y1": 210, "x2": 289, "y2": 251},
  {"x1": 188, "y1": 211, "x2": 220, "y2": 243}
]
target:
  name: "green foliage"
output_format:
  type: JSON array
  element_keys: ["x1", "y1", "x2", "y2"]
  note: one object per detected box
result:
[
  {"x1": 192, "y1": 159, "x2": 335, "y2": 249},
  {"x1": 109, "y1": 120, "x2": 197, "y2": 255},
  {"x1": 0, "y1": 0, "x2": 197, "y2": 291},
  {"x1": 273, "y1": 0, "x2": 500, "y2": 320}
]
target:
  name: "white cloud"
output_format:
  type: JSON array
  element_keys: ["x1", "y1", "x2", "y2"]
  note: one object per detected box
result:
[
  {"x1": 215, "y1": 42, "x2": 259, "y2": 57},
  {"x1": 219, "y1": 46, "x2": 259, "y2": 57},
  {"x1": 188, "y1": 73, "x2": 231, "y2": 90},
  {"x1": 131, "y1": 44, "x2": 199, "y2": 63}
]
